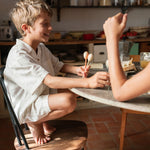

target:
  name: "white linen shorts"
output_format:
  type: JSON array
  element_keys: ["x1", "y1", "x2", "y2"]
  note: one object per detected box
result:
[{"x1": 23, "y1": 95, "x2": 51, "y2": 123}]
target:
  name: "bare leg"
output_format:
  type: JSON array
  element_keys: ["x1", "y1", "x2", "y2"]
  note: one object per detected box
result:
[
  {"x1": 27, "y1": 90, "x2": 77, "y2": 144},
  {"x1": 43, "y1": 122, "x2": 56, "y2": 135},
  {"x1": 36, "y1": 90, "x2": 77, "y2": 123}
]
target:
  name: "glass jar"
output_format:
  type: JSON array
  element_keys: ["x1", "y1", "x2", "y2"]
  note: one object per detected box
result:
[
  {"x1": 124, "y1": 0, "x2": 130, "y2": 6},
  {"x1": 112, "y1": 0, "x2": 121, "y2": 6},
  {"x1": 87, "y1": 0, "x2": 93, "y2": 6},
  {"x1": 99, "y1": 0, "x2": 112, "y2": 6},
  {"x1": 78, "y1": 0, "x2": 86, "y2": 6},
  {"x1": 130, "y1": 0, "x2": 136, "y2": 6},
  {"x1": 70, "y1": 0, "x2": 78, "y2": 6},
  {"x1": 136, "y1": 0, "x2": 143, "y2": 6},
  {"x1": 93, "y1": 0, "x2": 99, "y2": 6},
  {"x1": 140, "y1": 52, "x2": 150, "y2": 69},
  {"x1": 147, "y1": 0, "x2": 150, "y2": 5}
]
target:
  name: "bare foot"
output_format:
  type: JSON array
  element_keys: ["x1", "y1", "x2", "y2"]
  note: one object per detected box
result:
[
  {"x1": 27, "y1": 122, "x2": 51, "y2": 144},
  {"x1": 43, "y1": 122, "x2": 56, "y2": 135}
]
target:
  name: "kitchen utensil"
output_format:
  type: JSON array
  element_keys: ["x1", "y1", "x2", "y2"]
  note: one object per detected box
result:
[
  {"x1": 83, "y1": 51, "x2": 89, "y2": 78},
  {"x1": 83, "y1": 51, "x2": 89, "y2": 68},
  {"x1": 87, "y1": 53, "x2": 93, "y2": 65}
]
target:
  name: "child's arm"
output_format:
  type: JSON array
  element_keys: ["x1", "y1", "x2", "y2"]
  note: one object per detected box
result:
[
  {"x1": 43, "y1": 71, "x2": 109, "y2": 89},
  {"x1": 60, "y1": 64, "x2": 90, "y2": 77},
  {"x1": 103, "y1": 13, "x2": 150, "y2": 101}
]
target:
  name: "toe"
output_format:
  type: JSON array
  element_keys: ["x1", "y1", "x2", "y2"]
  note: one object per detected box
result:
[{"x1": 46, "y1": 136, "x2": 51, "y2": 141}]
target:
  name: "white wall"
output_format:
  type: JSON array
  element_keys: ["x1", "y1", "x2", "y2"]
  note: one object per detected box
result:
[
  {"x1": 0, "y1": 0, "x2": 150, "y2": 32},
  {"x1": 51, "y1": 8, "x2": 150, "y2": 32},
  {"x1": 0, "y1": 0, "x2": 17, "y2": 22}
]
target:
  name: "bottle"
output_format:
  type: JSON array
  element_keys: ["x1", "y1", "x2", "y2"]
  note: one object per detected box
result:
[
  {"x1": 87, "y1": 0, "x2": 93, "y2": 6},
  {"x1": 78, "y1": 0, "x2": 86, "y2": 6},
  {"x1": 93, "y1": 0, "x2": 99, "y2": 6},
  {"x1": 147, "y1": 0, "x2": 150, "y2": 5},
  {"x1": 70, "y1": 0, "x2": 78, "y2": 6},
  {"x1": 136, "y1": 0, "x2": 142, "y2": 6},
  {"x1": 113, "y1": 0, "x2": 120, "y2": 6},
  {"x1": 99, "y1": 0, "x2": 112, "y2": 6},
  {"x1": 130, "y1": 0, "x2": 136, "y2": 6},
  {"x1": 124, "y1": 0, "x2": 130, "y2": 6}
]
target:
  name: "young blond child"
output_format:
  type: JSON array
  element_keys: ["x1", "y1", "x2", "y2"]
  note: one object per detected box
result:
[
  {"x1": 4, "y1": 0, "x2": 110, "y2": 145},
  {"x1": 103, "y1": 13, "x2": 150, "y2": 101}
]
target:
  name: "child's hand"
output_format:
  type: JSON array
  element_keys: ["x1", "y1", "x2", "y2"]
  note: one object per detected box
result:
[
  {"x1": 87, "y1": 72, "x2": 110, "y2": 88},
  {"x1": 77, "y1": 65, "x2": 91, "y2": 77}
]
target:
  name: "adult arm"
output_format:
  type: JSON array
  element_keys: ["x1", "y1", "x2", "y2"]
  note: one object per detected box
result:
[{"x1": 103, "y1": 13, "x2": 150, "y2": 101}]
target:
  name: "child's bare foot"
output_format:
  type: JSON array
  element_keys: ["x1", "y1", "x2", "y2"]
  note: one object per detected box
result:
[
  {"x1": 43, "y1": 122, "x2": 56, "y2": 135},
  {"x1": 27, "y1": 122, "x2": 51, "y2": 144}
]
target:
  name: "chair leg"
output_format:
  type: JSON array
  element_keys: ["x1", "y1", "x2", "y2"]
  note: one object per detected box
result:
[
  {"x1": 120, "y1": 109, "x2": 127, "y2": 150},
  {"x1": 11, "y1": 116, "x2": 29, "y2": 149},
  {"x1": 17, "y1": 123, "x2": 29, "y2": 149},
  {"x1": 24, "y1": 123, "x2": 29, "y2": 130},
  {"x1": 13, "y1": 123, "x2": 22, "y2": 146}
]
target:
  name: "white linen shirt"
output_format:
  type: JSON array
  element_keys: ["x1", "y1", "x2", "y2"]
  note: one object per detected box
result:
[{"x1": 4, "y1": 39, "x2": 64, "y2": 123}]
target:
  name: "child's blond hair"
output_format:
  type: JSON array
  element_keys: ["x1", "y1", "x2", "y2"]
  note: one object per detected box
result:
[{"x1": 10, "y1": 0, "x2": 53, "y2": 36}]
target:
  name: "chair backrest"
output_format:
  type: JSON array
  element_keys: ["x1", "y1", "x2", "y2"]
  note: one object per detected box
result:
[{"x1": 0, "y1": 67, "x2": 29, "y2": 149}]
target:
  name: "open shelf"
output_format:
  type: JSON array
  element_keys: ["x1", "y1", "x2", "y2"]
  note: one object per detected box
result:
[
  {"x1": 1, "y1": 38, "x2": 150, "y2": 46},
  {"x1": 50, "y1": 0, "x2": 150, "y2": 21}
]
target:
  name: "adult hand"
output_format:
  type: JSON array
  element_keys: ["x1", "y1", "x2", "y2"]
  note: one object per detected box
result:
[
  {"x1": 103, "y1": 13, "x2": 127, "y2": 40},
  {"x1": 87, "y1": 72, "x2": 110, "y2": 88}
]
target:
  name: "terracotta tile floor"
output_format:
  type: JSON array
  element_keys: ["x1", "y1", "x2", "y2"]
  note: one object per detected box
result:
[{"x1": 1, "y1": 106, "x2": 150, "y2": 150}]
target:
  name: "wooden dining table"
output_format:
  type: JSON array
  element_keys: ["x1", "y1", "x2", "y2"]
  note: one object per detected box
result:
[{"x1": 66, "y1": 70, "x2": 150, "y2": 150}]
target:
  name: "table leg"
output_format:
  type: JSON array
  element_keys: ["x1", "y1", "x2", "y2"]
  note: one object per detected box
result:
[{"x1": 120, "y1": 109, "x2": 127, "y2": 150}]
